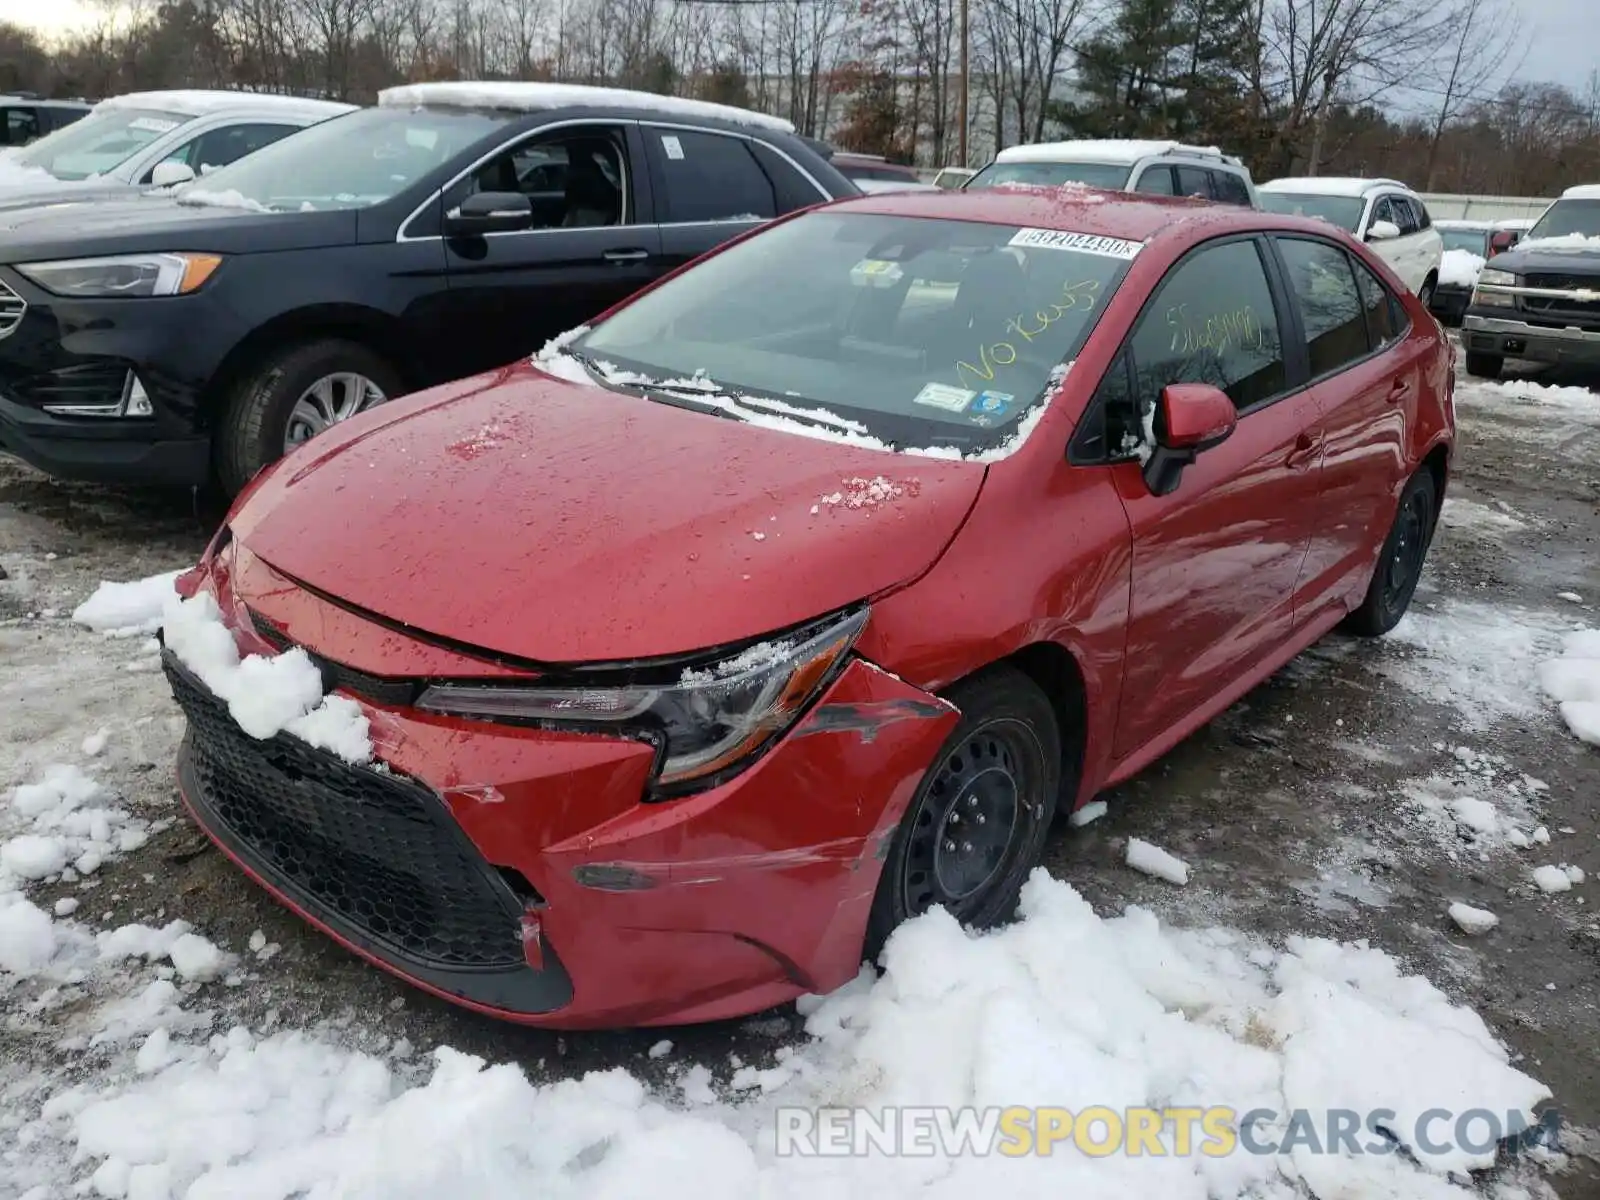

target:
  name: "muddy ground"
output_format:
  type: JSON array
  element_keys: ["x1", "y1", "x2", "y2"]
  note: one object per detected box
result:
[{"x1": 2, "y1": 343, "x2": 1598, "y2": 1195}]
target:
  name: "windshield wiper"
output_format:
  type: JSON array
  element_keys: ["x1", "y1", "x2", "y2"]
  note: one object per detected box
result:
[{"x1": 567, "y1": 353, "x2": 745, "y2": 421}]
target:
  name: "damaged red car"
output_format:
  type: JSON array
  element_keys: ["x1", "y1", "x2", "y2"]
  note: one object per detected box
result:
[{"x1": 165, "y1": 186, "x2": 1454, "y2": 1028}]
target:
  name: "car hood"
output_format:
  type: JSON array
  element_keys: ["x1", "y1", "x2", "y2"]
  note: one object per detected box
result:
[
  {"x1": 228, "y1": 363, "x2": 987, "y2": 665},
  {"x1": 0, "y1": 178, "x2": 144, "y2": 212},
  {"x1": 0, "y1": 195, "x2": 358, "y2": 260},
  {"x1": 1493, "y1": 242, "x2": 1600, "y2": 276}
]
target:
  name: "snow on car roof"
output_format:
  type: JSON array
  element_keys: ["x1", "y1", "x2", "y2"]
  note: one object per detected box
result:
[
  {"x1": 1260, "y1": 176, "x2": 1410, "y2": 197},
  {"x1": 995, "y1": 139, "x2": 1226, "y2": 165},
  {"x1": 377, "y1": 82, "x2": 796, "y2": 134},
  {"x1": 1560, "y1": 183, "x2": 1600, "y2": 199},
  {"x1": 96, "y1": 90, "x2": 355, "y2": 119},
  {"x1": 1435, "y1": 218, "x2": 1494, "y2": 229}
]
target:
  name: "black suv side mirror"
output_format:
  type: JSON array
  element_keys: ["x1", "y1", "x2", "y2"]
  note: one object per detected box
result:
[{"x1": 445, "y1": 191, "x2": 536, "y2": 236}]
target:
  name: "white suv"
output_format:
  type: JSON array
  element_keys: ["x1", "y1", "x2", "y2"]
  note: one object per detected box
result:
[
  {"x1": 963, "y1": 139, "x2": 1259, "y2": 207},
  {"x1": 1258, "y1": 177, "x2": 1444, "y2": 303}
]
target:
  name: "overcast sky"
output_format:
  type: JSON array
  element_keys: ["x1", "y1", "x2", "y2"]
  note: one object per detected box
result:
[{"x1": 0, "y1": 0, "x2": 1594, "y2": 100}]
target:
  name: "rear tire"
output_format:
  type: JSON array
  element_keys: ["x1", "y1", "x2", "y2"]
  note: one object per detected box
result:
[
  {"x1": 1343, "y1": 467, "x2": 1438, "y2": 637},
  {"x1": 213, "y1": 339, "x2": 402, "y2": 497},
  {"x1": 863, "y1": 665, "x2": 1061, "y2": 964},
  {"x1": 1464, "y1": 351, "x2": 1502, "y2": 380},
  {"x1": 1418, "y1": 274, "x2": 1437, "y2": 308}
]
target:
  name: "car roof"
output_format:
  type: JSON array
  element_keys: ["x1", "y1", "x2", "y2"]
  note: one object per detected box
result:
[
  {"x1": 0, "y1": 95, "x2": 91, "y2": 108},
  {"x1": 1260, "y1": 176, "x2": 1411, "y2": 197},
  {"x1": 812, "y1": 184, "x2": 1318, "y2": 243},
  {"x1": 1560, "y1": 183, "x2": 1600, "y2": 199},
  {"x1": 1434, "y1": 218, "x2": 1493, "y2": 230},
  {"x1": 95, "y1": 90, "x2": 356, "y2": 119},
  {"x1": 995, "y1": 139, "x2": 1234, "y2": 166},
  {"x1": 377, "y1": 81, "x2": 795, "y2": 135}
]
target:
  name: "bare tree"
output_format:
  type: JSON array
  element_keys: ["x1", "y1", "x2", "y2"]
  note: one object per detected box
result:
[{"x1": 1421, "y1": 0, "x2": 1523, "y2": 190}]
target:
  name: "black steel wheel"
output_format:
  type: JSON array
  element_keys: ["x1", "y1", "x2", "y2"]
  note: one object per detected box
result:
[
  {"x1": 865, "y1": 665, "x2": 1063, "y2": 962},
  {"x1": 1344, "y1": 467, "x2": 1438, "y2": 637}
]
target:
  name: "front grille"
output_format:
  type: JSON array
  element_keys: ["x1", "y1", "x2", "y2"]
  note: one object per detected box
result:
[
  {"x1": 1520, "y1": 273, "x2": 1600, "y2": 321},
  {"x1": 0, "y1": 279, "x2": 24, "y2": 341},
  {"x1": 246, "y1": 607, "x2": 421, "y2": 708},
  {"x1": 165, "y1": 652, "x2": 525, "y2": 970}
]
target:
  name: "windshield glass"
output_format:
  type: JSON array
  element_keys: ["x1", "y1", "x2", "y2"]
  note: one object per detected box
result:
[
  {"x1": 965, "y1": 161, "x2": 1132, "y2": 190},
  {"x1": 15, "y1": 107, "x2": 188, "y2": 180},
  {"x1": 573, "y1": 211, "x2": 1135, "y2": 455},
  {"x1": 175, "y1": 106, "x2": 506, "y2": 212},
  {"x1": 1259, "y1": 191, "x2": 1365, "y2": 233},
  {"x1": 1440, "y1": 228, "x2": 1489, "y2": 254},
  {"x1": 1527, "y1": 198, "x2": 1600, "y2": 240}
]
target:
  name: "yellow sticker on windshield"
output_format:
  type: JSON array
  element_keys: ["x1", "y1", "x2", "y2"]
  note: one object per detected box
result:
[
  {"x1": 1008, "y1": 228, "x2": 1142, "y2": 259},
  {"x1": 850, "y1": 259, "x2": 904, "y2": 288}
]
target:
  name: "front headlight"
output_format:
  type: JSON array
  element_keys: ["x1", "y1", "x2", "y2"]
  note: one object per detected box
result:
[
  {"x1": 1472, "y1": 267, "x2": 1516, "y2": 307},
  {"x1": 16, "y1": 252, "x2": 223, "y2": 298},
  {"x1": 1476, "y1": 268, "x2": 1515, "y2": 288},
  {"x1": 416, "y1": 607, "x2": 868, "y2": 792}
]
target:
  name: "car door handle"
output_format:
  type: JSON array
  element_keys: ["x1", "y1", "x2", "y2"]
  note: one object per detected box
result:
[
  {"x1": 1286, "y1": 433, "x2": 1320, "y2": 470},
  {"x1": 602, "y1": 248, "x2": 650, "y2": 263}
]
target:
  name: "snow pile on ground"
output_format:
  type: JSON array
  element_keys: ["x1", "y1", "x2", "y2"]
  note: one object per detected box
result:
[
  {"x1": 1438, "y1": 496, "x2": 1529, "y2": 539},
  {"x1": 1381, "y1": 600, "x2": 1571, "y2": 731},
  {"x1": 1535, "y1": 628, "x2": 1600, "y2": 747},
  {"x1": 72, "y1": 570, "x2": 183, "y2": 637},
  {"x1": 161, "y1": 590, "x2": 372, "y2": 764},
  {"x1": 1399, "y1": 745, "x2": 1549, "y2": 861},
  {"x1": 1, "y1": 873, "x2": 1550, "y2": 1198},
  {"x1": 1447, "y1": 902, "x2": 1498, "y2": 934},
  {"x1": 1125, "y1": 837, "x2": 1190, "y2": 885},
  {"x1": 0, "y1": 763, "x2": 160, "y2": 893},
  {"x1": 1459, "y1": 377, "x2": 1600, "y2": 420},
  {"x1": 1438, "y1": 248, "x2": 1485, "y2": 288}
]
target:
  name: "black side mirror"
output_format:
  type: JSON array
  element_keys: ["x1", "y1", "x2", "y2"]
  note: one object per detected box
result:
[{"x1": 444, "y1": 191, "x2": 535, "y2": 236}]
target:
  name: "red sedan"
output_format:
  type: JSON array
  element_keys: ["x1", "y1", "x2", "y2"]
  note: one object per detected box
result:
[{"x1": 164, "y1": 186, "x2": 1454, "y2": 1028}]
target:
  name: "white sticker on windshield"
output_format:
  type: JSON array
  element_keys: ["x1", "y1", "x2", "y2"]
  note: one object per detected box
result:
[
  {"x1": 127, "y1": 117, "x2": 181, "y2": 133},
  {"x1": 661, "y1": 135, "x2": 684, "y2": 160},
  {"x1": 913, "y1": 382, "x2": 976, "y2": 411},
  {"x1": 1008, "y1": 228, "x2": 1142, "y2": 259}
]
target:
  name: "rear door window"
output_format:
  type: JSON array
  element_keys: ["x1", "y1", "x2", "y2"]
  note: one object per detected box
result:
[
  {"x1": 1353, "y1": 257, "x2": 1407, "y2": 346},
  {"x1": 1126, "y1": 237, "x2": 1288, "y2": 414},
  {"x1": 750, "y1": 140, "x2": 828, "y2": 212},
  {"x1": 189, "y1": 122, "x2": 299, "y2": 174},
  {"x1": 645, "y1": 127, "x2": 776, "y2": 224},
  {"x1": 1175, "y1": 166, "x2": 1212, "y2": 199},
  {"x1": 1211, "y1": 170, "x2": 1252, "y2": 207},
  {"x1": 1276, "y1": 237, "x2": 1372, "y2": 377},
  {"x1": 1134, "y1": 166, "x2": 1176, "y2": 195}
]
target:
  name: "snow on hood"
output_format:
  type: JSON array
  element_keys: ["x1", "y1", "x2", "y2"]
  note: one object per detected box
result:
[
  {"x1": 174, "y1": 187, "x2": 272, "y2": 213},
  {"x1": 0, "y1": 156, "x2": 66, "y2": 193},
  {"x1": 1512, "y1": 232, "x2": 1600, "y2": 253},
  {"x1": 1438, "y1": 247, "x2": 1485, "y2": 288}
]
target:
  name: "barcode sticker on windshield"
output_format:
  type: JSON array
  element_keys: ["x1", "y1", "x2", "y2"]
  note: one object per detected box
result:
[
  {"x1": 661, "y1": 135, "x2": 684, "y2": 160},
  {"x1": 1008, "y1": 228, "x2": 1143, "y2": 259},
  {"x1": 127, "y1": 117, "x2": 181, "y2": 133}
]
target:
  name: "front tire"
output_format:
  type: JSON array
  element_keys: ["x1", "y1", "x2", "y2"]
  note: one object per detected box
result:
[
  {"x1": 1418, "y1": 274, "x2": 1437, "y2": 308},
  {"x1": 214, "y1": 339, "x2": 402, "y2": 496},
  {"x1": 1343, "y1": 467, "x2": 1438, "y2": 637},
  {"x1": 1464, "y1": 351, "x2": 1502, "y2": 380},
  {"x1": 864, "y1": 665, "x2": 1061, "y2": 963}
]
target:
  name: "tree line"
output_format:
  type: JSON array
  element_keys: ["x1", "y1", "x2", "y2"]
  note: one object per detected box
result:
[{"x1": 3, "y1": 0, "x2": 1597, "y2": 196}]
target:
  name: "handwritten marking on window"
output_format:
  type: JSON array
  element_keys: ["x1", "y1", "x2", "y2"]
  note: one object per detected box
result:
[{"x1": 956, "y1": 279, "x2": 1100, "y2": 387}]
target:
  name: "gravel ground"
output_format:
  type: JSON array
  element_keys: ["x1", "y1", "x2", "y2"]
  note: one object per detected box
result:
[{"x1": 2, "y1": 345, "x2": 1598, "y2": 1196}]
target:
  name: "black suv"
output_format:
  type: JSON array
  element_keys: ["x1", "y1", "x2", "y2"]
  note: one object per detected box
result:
[
  {"x1": 1462, "y1": 185, "x2": 1600, "y2": 379},
  {"x1": 0, "y1": 95, "x2": 91, "y2": 147},
  {"x1": 0, "y1": 82, "x2": 857, "y2": 494}
]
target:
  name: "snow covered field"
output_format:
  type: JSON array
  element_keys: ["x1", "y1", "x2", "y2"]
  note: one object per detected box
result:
[{"x1": 1, "y1": 364, "x2": 1597, "y2": 1198}]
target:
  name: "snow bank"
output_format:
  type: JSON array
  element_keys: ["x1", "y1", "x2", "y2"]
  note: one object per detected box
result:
[
  {"x1": 1460, "y1": 376, "x2": 1598, "y2": 419},
  {"x1": 161, "y1": 591, "x2": 372, "y2": 764},
  {"x1": 72, "y1": 570, "x2": 183, "y2": 636},
  {"x1": 1125, "y1": 837, "x2": 1190, "y2": 884},
  {"x1": 1438, "y1": 248, "x2": 1484, "y2": 288},
  {"x1": 1535, "y1": 628, "x2": 1600, "y2": 746},
  {"x1": 23, "y1": 873, "x2": 1548, "y2": 1196}
]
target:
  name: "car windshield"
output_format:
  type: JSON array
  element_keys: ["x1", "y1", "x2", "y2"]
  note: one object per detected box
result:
[
  {"x1": 14, "y1": 106, "x2": 189, "y2": 181},
  {"x1": 173, "y1": 106, "x2": 506, "y2": 212},
  {"x1": 1440, "y1": 228, "x2": 1489, "y2": 254},
  {"x1": 965, "y1": 161, "x2": 1133, "y2": 190},
  {"x1": 1526, "y1": 198, "x2": 1600, "y2": 240},
  {"x1": 572, "y1": 211, "x2": 1135, "y2": 455},
  {"x1": 1259, "y1": 192, "x2": 1366, "y2": 233}
]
